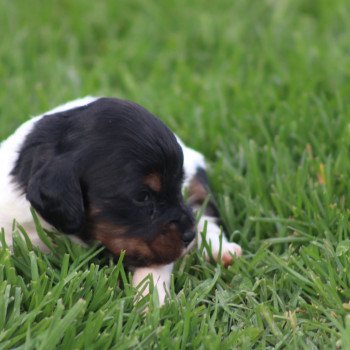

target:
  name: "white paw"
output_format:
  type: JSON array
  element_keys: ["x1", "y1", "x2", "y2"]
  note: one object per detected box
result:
[
  {"x1": 197, "y1": 216, "x2": 242, "y2": 267},
  {"x1": 218, "y1": 242, "x2": 242, "y2": 267},
  {"x1": 132, "y1": 264, "x2": 173, "y2": 307}
]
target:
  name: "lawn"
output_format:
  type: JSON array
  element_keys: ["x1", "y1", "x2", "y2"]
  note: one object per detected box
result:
[{"x1": 1, "y1": 0, "x2": 350, "y2": 348}]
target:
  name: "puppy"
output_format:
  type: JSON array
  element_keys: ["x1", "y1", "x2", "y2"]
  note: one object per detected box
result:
[{"x1": 0, "y1": 97, "x2": 242, "y2": 304}]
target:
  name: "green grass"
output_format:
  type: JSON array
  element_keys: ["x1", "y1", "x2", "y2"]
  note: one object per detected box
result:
[{"x1": 1, "y1": 0, "x2": 350, "y2": 348}]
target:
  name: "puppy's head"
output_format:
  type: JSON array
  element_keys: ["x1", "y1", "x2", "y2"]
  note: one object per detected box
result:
[{"x1": 24, "y1": 98, "x2": 195, "y2": 266}]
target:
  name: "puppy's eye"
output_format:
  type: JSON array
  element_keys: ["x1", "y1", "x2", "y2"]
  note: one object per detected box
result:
[{"x1": 134, "y1": 190, "x2": 151, "y2": 204}]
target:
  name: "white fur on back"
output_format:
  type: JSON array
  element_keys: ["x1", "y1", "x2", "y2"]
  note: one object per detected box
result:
[
  {"x1": 0, "y1": 115, "x2": 43, "y2": 237},
  {"x1": 45, "y1": 96, "x2": 97, "y2": 115},
  {"x1": 176, "y1": 136, "x2": 206, "y2": 188}
]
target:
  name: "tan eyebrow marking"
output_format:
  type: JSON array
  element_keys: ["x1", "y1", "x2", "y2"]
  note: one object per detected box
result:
[{"x1": 144, "y1": 173, "x2": 162, "y2": 192}]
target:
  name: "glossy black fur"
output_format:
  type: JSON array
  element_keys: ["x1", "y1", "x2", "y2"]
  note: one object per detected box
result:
[{"x1": 11, "y1": 98, "x2": 195, "y2": 265}]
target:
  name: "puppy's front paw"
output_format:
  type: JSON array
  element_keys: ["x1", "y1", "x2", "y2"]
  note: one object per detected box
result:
[
  {"x1": 220, "y1": 242, "x2": 242, "y2": 267},
  {"x1": 198, "y1": 216, "x2": 242, "y2": 267}
]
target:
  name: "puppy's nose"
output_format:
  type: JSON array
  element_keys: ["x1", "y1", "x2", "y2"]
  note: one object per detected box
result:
[{"x1": 182, "y1": 230, "x2": 196, "y2": 246}]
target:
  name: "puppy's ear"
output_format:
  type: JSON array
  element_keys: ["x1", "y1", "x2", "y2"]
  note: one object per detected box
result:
[{"x1": 26, "y1": 158, "x2": 85, "y2": 234}]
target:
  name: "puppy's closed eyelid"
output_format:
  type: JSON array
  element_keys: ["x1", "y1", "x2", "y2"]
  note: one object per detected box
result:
[{"x1": 133, "y1": 189, "x2": 153, "y2": 205}]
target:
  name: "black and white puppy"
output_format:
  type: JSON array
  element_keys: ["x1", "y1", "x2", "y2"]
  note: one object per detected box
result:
[{"x1": 0, "y1": 97, "x2": 242, "y2": 304}]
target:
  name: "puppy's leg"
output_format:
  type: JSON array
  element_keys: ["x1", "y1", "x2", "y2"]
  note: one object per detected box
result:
[
  {"x1": 176, "y1": 134, "x2": 242, "y2": 265},
  {"x1": 186, "y1": 167, "x2": 242, "y2": 266},
  {"x1": 132, "y1": 263, "x2": 173, "y2": 305}
]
